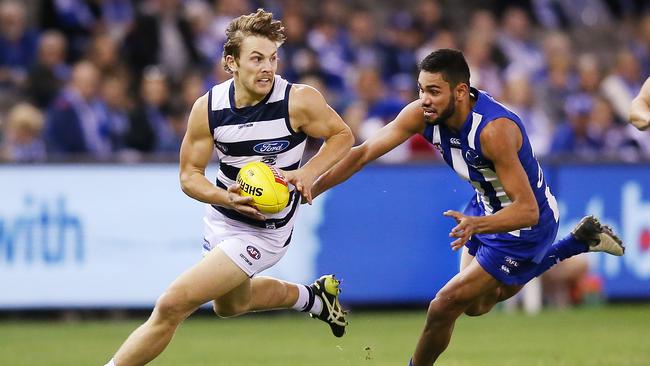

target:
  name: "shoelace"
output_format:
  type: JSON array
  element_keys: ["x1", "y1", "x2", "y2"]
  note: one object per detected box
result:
[{"x1": 319, "y1": 284, "x2": 347, "y2": 326}]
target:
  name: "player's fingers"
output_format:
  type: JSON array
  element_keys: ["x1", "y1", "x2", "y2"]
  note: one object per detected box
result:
[
  {"x1": 238, "y1": 206, "x2": 265, "y2": 220},
  {"x1": 443, "y1": 210, "x2": 462, "y2": 222},
  {"x1": 227, "y1": 184, "x2": 241, "y2": 193},
  {"x1": 450, "y1": 238, "x2": 464, "y2": 250},
  {"x1": 235, "y1": 195, "x2": 255, "y2": 204},
  {"x1": 451, "y1": 223, "x2": 465, "y2": 235}
]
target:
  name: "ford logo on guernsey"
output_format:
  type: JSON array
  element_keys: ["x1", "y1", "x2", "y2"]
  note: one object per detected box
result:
[
  {"x1": 253, "y1": 140, "x2": 290, "y2": 154},
  {"x1": 246, "y1": 245, "x2": 261, "y2": 260}
]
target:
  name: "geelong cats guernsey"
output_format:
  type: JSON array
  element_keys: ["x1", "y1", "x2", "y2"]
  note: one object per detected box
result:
[
  {"x1": 423, "y1": 88, "x2": 560, "y2": 262},
  {"x1": 207, "y1": 75, "x2": 306, "y2": 229}
]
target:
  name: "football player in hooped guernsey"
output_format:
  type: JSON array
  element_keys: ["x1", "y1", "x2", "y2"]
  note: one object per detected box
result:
[
  {"x1": 104, "y1": 9, "x2": 353, "y2": 366},
  {"x1": 311, "y1": 49, "x2": 625, "y2": 366}
]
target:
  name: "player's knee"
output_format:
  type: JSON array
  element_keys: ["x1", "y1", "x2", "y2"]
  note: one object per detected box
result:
[
  {"x1": 155, "y1": 289, "x2": 194, "y2": 324},
  {"x1": 426, "y1": 291, "x2": 465, "y2": 323}
]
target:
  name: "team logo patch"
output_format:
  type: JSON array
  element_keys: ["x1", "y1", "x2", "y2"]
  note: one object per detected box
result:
[
  {"x1": 253, "y1": 140, "x2": 290, "y2": 154},
  {"x1": 246, "y1": 245, "x2": 261, "y2": 260}
]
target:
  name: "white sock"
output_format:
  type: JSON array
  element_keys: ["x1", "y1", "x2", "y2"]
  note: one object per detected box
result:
[
  {"x1": 105, "y1": 358, "x2": 116, "y2": 366},
  {"x1": 291, "y1": 285, "x2": 323, "y2": 315},
  {"x1": 291, "y1": 284, "x2": 310, "y2": 311},
  {"x1": 309, "y1": 296, "x2": 323, "y2": 316}
]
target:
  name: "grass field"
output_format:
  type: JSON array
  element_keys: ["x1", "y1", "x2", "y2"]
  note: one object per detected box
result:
[{"x1": 1, "y1": 305, "x2": 649, "y2": 366}]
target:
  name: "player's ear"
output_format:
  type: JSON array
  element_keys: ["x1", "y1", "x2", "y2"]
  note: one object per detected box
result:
[
  {"x1": 455, "y1": 82, "x2": 469, "y2": 100},
  {"x1": 225, "y1": 55, "x2": 238, "y2": 73}
]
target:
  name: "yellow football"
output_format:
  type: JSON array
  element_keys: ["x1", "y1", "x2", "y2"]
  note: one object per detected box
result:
[{"x1": 236, "y1": 162, "x2": 290, "y2": 214}]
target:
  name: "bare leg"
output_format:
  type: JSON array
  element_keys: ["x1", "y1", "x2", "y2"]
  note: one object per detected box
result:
[
  {"x1": 112, "y1": 249, "x2": 249, "y2": 366},
  {"x1": 212, "y1": 276, "x2": 300, "y2": 317},
  {"x1": 412, "y1": 260, "x2": 501, "y2": 366},
  {"x1": 458, "y1": 247, "x2": 523, "y2": 317}
]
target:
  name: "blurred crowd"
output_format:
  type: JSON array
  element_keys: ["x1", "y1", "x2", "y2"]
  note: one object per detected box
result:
[{"x1": 0, "y1": 0, "x2": 649, "y2": 163}]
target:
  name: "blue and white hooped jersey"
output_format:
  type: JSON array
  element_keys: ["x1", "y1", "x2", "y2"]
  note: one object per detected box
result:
[
  {"x1": 207, "y1": 75, "x2": 306, "y2": 229},
  {"x1": 423, "y1": 88, "x2": 559, "y2": 259}
]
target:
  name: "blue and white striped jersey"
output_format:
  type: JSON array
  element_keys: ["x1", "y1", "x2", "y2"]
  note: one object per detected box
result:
[
  {"x1": 423, "y1": 88, "x2": 559, "y2": 260},
  {"x1": 207, "y1": 75, "x2": 306, "y2": 229}
]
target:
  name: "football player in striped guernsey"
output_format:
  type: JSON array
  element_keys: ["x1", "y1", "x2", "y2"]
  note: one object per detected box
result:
[
  {"x1": 105, "y1": 9, "x2": 353, "y2": 366},
  {"x1": 312, "y1": 49, "x2": 625, "y2": 366}
]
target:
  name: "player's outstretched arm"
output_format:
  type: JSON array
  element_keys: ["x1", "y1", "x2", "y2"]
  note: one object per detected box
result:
[
  {"x1": 445, "y1": 118, "x2": 539, "y2": 249},
  {"x1": 179, "y1": 94, "x2": 264, "y2": 219},
  {"x1": 311, "y1": 100, "x2": 425, "y2": 199},
  {"x1": 629, "y1": 77, "x2": 650, "y2": 131},
  {"x1": 286, "y1": 84, "x2": 354, "y2": 203}
]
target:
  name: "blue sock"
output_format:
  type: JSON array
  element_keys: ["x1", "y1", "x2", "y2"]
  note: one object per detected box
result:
[
  {"x1": 533, "y1": 234, "x2": 589, "y2": 277},
  {"x1": 408, "y1": 358, "x2": 413, "y2": 366}
]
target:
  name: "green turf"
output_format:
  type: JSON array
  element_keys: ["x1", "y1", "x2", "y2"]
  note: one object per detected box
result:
[{"x1": 1, "y1": 305, "x2": 648, "y2": 365}]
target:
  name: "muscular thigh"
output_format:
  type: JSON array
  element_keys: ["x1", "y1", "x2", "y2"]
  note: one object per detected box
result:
[
  {"x1": 438, "y1": 259, "x2": 502, "y2": 304},
  {"x1": 167, "y1": 248, "x2": 250, "y2": 307},
  {"x1": 213, "y1": 277, "x2": 252, "y2": 310}
]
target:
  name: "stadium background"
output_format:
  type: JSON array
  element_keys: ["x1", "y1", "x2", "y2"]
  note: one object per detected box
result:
[{"x1": 1, "y1": 0, "x2": 649, "y2": 365}]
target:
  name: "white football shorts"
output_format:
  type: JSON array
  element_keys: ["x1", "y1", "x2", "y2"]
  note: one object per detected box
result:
[{"x1": 202, "y1": 205, "x2": 294, "y2": 277}]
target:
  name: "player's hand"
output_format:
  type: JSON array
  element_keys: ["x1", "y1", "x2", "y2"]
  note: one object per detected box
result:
[
  {"x1": 226, "y1": 184, "x2": 265, "y2": 220},
  {"x1": 281, "y1": 168, "x2": 316, "y2": 205},
  {"x1": 443, "y1": 210, "x2": 478, "y2": 250}
]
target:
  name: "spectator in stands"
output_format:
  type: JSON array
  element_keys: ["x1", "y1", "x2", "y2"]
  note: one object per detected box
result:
[
  {"x1": 601, "y1": 49, "x2": 644, "y2": 122},
  {"x1": 503, "y1": 73, "x2": 553, "y2": 157},
  {"x1": 536, "y1": 33, "x2": 576, "y2": 125},
  {"x1": 589, "y1": 96, "x2": 637, "y2": 160},
  {"x1": 466, "y1": 9, "x2": 508, "y2": 70},
  {"x1": 0, "y1": 0, "x2": 38, "y2": 112},
  {"x1": 382, "y1": 11, "x2": 420, "y2": 80},
  {"x1": 123, "y1": 0, "x2": 200, "y2": 84},
  {"x1": 413, "y1": 0, "x2": 445, "y2": 36},
  {"x1": 346, "y1": 8, "x2": 388, "y2": 75},
  {"x1": 184, "y1": 0, "x2": 218, "y2": 68},
  {"x1": 124, "y1": 66, "x2": 174, "y2": 154},
  {"x1": 25, "y1": 30, "x2": 69, "y2": 109},
  {"x1": 344, "y1": 68, "x2": 409, "y2": 162},
  {"x1": 100, "y1": 73, "x2": 131, "y2": 152},
  {"x1": 464, "y1": 32, "x2": 503, "y2": 98},
  {"x1": 39, "y1": 0, "x2": 102, "y2": 62},
  {"x1": 416, "y1": 29, "x2": 458, "y2": 64},
  {"x1": 278, "y1": 11, "x2": 311, "y2": 82},
  {"x1": 87, "y1": 32, "x2": 128, "y2": 77},
  {"x1": 550, "y1": 94, "x2": 601, "y2": 159},
  {"x1": 498, "y1": 6, "x2": 544, "y2": 77},
  {"x1": 307, "y1": 17, "x2": 353, "y2": 85},
  {"x1": 180, "y1": 71, "x2": 206, "y2": 117},
  {"x1": 0, "y1": 102, "x2": 46, "y2": 162},
  {"x1": 45, "y1": 61, "x2": 112, "y2": 158}
]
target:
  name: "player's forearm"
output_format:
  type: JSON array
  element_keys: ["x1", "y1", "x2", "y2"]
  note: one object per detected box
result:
[
  {"x1": 180, "y1": 170, "x2": 230, "y2": 206},
  {"x1": 301, "y1": 128, "x2": 354, "y2": 182},
  {"x1": 312, "y1": 145, "x2": 366, "y2": 198},
  {"x1": 473, "y1": 201, "x2": 539, "y2": 234},
  {"x1": 629, "y1": 98, "x2": 650, "y2": 130}
]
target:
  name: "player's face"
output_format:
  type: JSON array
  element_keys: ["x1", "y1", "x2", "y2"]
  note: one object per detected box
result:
[
  {"x1": 230, "y1": 36, "x2": 278, "y2": 96},
  {"x1": 417, "y1": 71, "x2": 456, "y2": 125}
]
